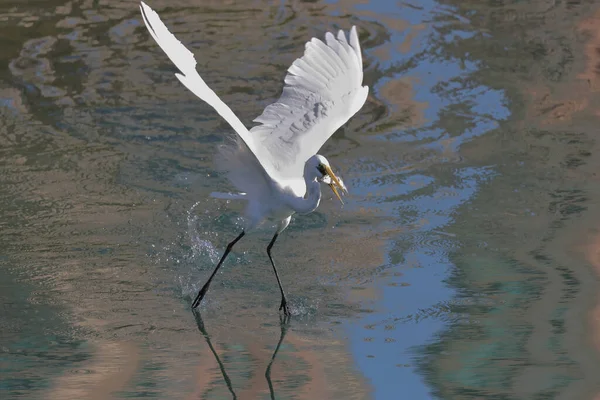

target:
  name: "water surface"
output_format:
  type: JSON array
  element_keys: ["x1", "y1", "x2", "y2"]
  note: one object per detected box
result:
[{"x1": 2, "y1": 0, "x2": 600, "y2": 398}]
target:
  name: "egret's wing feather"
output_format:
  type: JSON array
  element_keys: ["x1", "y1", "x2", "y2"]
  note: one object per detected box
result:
[
  {"x1": 139, "y1": 1, "x2": 276, "y2": 180},
  {"x1": 250, "y1": 26, "x2": 369, "y2": 179},
  {"x1": 215, "y1": 135, "x2": 273, "y2": 201},
  {"x1": 140, "y1": 1, "x2": 367, "y2": 185}
]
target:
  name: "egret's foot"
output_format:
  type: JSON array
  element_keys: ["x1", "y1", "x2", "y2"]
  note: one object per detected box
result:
[
  {"x1": 191, "y1": 284, "x2": 210, "y2": 309},
  {"x1": 279, "y1": 297, "x2": 291, "y2": 316}
]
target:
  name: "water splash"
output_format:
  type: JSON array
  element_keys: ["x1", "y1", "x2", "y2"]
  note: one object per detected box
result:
[{"x1": 186, "y1": 200, "x2": 219, "y2": 265}]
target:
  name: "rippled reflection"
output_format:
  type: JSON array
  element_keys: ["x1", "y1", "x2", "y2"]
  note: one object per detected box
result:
[
  {"x1": 264, "y1": 316, "x2": 290, "y2": 400},
  {"x1": 191, "y1": 310, "x2": 291, "y2": 399},
  {"x1": 192, "y1": 310, "x2": 238, "y2": 398}
]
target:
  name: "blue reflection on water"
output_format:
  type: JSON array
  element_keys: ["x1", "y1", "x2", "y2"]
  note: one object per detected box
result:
[
  {"x1": 349, "y1": 164, "x2": 495, "y2": 399},
  {"x1": 336, "y1": 0, "x2": 510, "y2": 398}
]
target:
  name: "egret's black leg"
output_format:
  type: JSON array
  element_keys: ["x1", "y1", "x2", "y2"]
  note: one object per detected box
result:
[
  {"x1": 192, "y1": 231, "x2": 245, "y2": 309},
  {"x1": 267, "y1": 233, "x2": 290, "y2": 316}
]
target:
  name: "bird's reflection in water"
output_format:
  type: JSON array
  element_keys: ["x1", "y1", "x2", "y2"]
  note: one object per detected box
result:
[
  {"x1": 192, "y1": 310, "x2": 238, "y2": 398},
  {"x1": 265, "y1": 315, "x2": 291, "y2": 400},
  {"x1": 192, "y1": 309, "x2": 290, "y2": 399}
]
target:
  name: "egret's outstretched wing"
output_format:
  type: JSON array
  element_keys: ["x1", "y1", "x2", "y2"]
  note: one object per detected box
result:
[
  {"x1": 139, "y1": 1, "x2": 274, "y2": 178},
  {"x1": 250, "y1": 27, "x2": 369, "y2": 180},
  {"x1": 140, "y1": 1, "x2": 367, "y2": 184}
]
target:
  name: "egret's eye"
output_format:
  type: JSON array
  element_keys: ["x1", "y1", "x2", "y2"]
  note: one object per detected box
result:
[{"x1": 317, "y1": 164, "x2": 327, "y2": 175}]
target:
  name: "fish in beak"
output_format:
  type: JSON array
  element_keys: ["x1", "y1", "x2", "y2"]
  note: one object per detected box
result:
[{"x1": 323, "y1": 165, "x2": 348, "y2": 205}]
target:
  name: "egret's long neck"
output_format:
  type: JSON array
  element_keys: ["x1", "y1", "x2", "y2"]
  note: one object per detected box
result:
[{"x1": 290, "y1": 177, "x2": 321, "y2": 215}]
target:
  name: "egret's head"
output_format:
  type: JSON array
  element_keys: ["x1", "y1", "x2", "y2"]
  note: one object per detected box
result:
[{"x1": 309, "y1": 154, "x2": 348, "y2": 205}]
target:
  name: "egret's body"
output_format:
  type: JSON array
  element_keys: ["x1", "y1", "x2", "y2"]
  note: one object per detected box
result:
[{"x1": 140, "y1": 1, "x2": 368, "y2": 314}]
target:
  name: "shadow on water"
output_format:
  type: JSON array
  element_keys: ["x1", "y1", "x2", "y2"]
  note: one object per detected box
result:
[{"x1": 191, "y1": 309, "x2": 291, "y2": 400}]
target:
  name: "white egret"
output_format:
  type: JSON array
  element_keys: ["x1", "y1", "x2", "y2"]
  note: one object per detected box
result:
[{"x1": 140, "y1": 2, "x2": 368, "y2": 315}]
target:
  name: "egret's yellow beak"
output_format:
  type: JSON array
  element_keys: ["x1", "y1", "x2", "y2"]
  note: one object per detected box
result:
[{"x1": 324, "y1": 165, "x2": 348, "y2": 205}]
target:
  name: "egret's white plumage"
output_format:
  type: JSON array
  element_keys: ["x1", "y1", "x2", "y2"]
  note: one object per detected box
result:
[
  {"x1": 248, "y1": 27, "x2": 369, "y2": 182},
  {"x1": 139, "y1": 1, "x2": 368, "y2": 314}
]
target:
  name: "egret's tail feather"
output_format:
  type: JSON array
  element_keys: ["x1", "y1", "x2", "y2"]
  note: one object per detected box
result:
[{"x1": 210, "y1": 192, "x2": 247, "y2": 200}]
